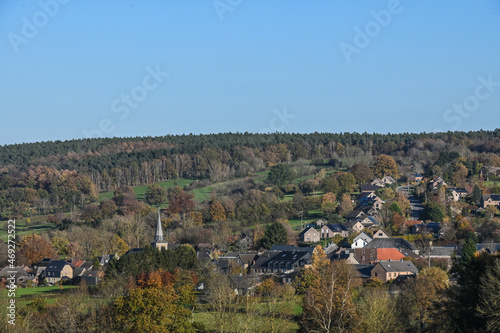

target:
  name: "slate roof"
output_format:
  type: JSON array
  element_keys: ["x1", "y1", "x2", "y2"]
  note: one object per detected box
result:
[
  {"x1": 377, "y1": 261, "x2": 418, "y2": 274},
  {"x1": 299, "y1": 226, "x2": 318, "y2": 237},
  {"x1": 353, "y1": 232, "x2": 372, "y2": 243},
  {"x1": 429, "y1": 246, "x2": 458, "y2": 257},
  {"x1": 270, "y1": 245, "x2": 315, "y2": 253},
  {"x1": 251, "y1": 251, "x2": 311, "y2": 271},
  {"x1": 0, "y1": 267, "x2": 28, "y2": 279},
  {"x1": 45, "y1": 260, "x2": 71, "y2": 278},
  {"x1": 364, "y1": 238, "x2": 416, "y2": 251},
  {"x1": 451, "y1": 187, "x2": 467, "y2": 194},
  {"x1": 482, "y1": 194, "x2": 500, "y2": 202},
  {"x1": 352, "y1": 264, "x2": 375, "y2": 279},
  {"x1": 476, "y1": 243, "x2": 500, "y2": 254}
]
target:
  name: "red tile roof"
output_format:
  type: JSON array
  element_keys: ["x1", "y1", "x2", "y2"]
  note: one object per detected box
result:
[{"x1": 376, "y1": 248, "x2": 405, "y2": 261}]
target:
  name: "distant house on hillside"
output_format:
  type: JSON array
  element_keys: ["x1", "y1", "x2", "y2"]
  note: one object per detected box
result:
[
  {"x1": 299, "y1": 226, "x2": 320, "y2": 243},
  {"x1": 360, "y1": 185, "x2": 382, "y2": 194},
  {"x1": 449, "y1": 188, "x2": 468, "y2": 201},
  {"x1": 409, "y1": 173, "x2": 423, "y2": 182},
  {"x1": 429, "y1": 177, "x2": 447, "y2": 190},
  {"x1": 371, "y1": 176, "x2": 396, "y2": 187},
  {"x1": 481, "y1": 194, "x2": 500, "y2": 208},
  {"x1": 371, "y1": 261, "x2": 418, "y2": 283},
  {"x1": 480, "y1": 166, "x2": 500, "y2": 179},
  {"x1": 45, "y1": 260, "x2": 73, "y2": 284}
]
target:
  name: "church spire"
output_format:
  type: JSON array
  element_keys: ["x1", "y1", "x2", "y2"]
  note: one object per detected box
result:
[{"x1": 154, "y1": 208, "x2": 164, "y2": 241}]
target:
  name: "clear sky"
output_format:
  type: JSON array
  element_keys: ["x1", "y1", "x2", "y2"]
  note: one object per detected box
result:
[{"x1": 1, "y1": 0, "x2": 499, "y2": 145}]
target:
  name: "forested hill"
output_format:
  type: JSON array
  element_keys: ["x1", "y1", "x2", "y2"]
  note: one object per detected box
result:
[{"x1": 1, "y1": 130, "x2": 500, "y2": 172}]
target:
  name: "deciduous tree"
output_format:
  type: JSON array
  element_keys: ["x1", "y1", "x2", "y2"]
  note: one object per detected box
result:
[{"x1": 19, "y1": 234, "x2": 56, "y2": 266}]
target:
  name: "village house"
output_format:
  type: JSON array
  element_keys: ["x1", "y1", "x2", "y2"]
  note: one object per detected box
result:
[
  {"x1": 351, "y1": 232, "x2": 372, "y2": 249},
  {"x1": 412, "y1": 222, "x2": 442, "y2": 236},
  {"x1": 402, "y1": 220, "x2": 423, "y2": 233},
  {"x1": 480, "y1": 166, "x2": 500, "y2": 180},
  {"x1": 44, "y1": 260, "x2": 73, "y2": 284},
  {"x1": 357, "y1": 192, "x2": 384, "y2": 211},
  {"x1": 345, "y1": 207, "x2": 370, "y2": 222},
  {"x1": 344, "y1": 220, "x2": 365, "y2": 233},
  {"x1": 320, "y1": 224, "x2": 349, "y2": 239},
  {"x1": 371, "y1": 176, "x2": 396, "y2": 187},
  {"x1": 481, "y1": 194, "x2": 500, "y2": 208},
  {"x1": 429, "y1": 176, "x2": 447, "y2": 190},
  {"x1": 409, "y1": 173, "x2": 423, "y2": 182},
  {"x1": 372, "y1": 228, "x2": 389, "y2": 238},
  {"x1": 360, "y1": 185, "x2": 383, "y2": 194},
  {"x1": 371, "y1": 261, "x2": 419, "y2": 283},
  {"x1": 352, "y1": 264, "x2": 375, "y2": 283},
  {"x1": 299, "y1": 226, "x2": 320, "y2": 243},
  {"x1": 364, "y1": 238, "x2": 418, "y2": 256},
  {"x1": 249, "y1": 250, "x2": 311, "y2": 275},
  {"x1": 449, "y1": 188, "x2": 468, "y2": 201},
  {"x1": 355, "y1": 248, "x2": 406, "y2": 265},
  {"x1": 0, "y1": 267, "x2": 33, "y2": 286}
]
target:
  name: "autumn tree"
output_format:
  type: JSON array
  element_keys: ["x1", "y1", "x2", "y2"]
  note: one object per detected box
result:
[
  {"x1": 357, "y1": 288, "x2": 402, "y2": 333},
  {"x1": 321, "y1": 192, "x2": 338, "y2": 217},
  {"x1": 373, "y1": 154, "x2": 398, "y2": 178},
  {"x1": 338, "y1": 193, "x2": 354, "y2": 216},
  {"x1": 336, "y1": 172, "x2": 357, "y2": 194},
  {"x1": 452, "y1": 162, "x2": 469, "y2": 186},
  {"x1": 19, "y1": 234, "x2": 56, "y2": 266},
  {"x1": 301, "y1": 259, "x2": 358, "y2": 332},
  {"x1": 80, "y1": 204, "x2": 102, "y2": 224},
  {"x1": 350, "y1": 163, "x2": 374, "y2": 184},
  {"x1": 398, "y1": 267, "x2": 449, "y2": 332},
  {"x1": 166, "y1": 186, "x2": 196, "y2": 218},
  {"x1": 111, "y1": 285, "x2": 193, "y2": 332},
  {"x1": 210, "y1": 201, "x2": 226, "y2": 221},
  {"x1": 206, "y1": 272, "x2": 238, "y2": 333}
]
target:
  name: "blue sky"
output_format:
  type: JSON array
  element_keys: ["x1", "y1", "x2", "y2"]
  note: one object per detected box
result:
[{"x1": 1, "y1": 0, "x2": 499, "y2": 145}]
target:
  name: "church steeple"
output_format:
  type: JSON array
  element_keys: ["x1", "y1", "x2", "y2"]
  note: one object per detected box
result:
[
  {"x1": 151, "y1": 208, "x2": 168, "y2": 249},
  {"x1": 154, "y1": 208, "x2": 164, "y2": 241}
]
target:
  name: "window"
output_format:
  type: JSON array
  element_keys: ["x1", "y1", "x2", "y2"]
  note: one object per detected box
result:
[{"x1": 374, "y1": 272, "x2": 378, "y2": 277}]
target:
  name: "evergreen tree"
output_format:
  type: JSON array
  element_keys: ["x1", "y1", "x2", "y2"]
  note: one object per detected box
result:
[
  {"x1": 261, "y1": 222, "x2": 288, "y2": 249},
  {"x1": 472, "y1": 184, "x2": 482, "y2": 204}
]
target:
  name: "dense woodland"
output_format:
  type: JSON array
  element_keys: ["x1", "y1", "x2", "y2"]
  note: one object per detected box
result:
[{"x1": 2, "y1": 130, "x2": 500, "y2": 332}]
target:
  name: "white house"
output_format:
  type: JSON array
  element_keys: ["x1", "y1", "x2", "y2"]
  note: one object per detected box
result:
[{"x1": 351, "y1": 232, "x2": 372, "y2": 249}]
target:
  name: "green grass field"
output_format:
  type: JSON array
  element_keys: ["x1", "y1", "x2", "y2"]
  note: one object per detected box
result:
[
  {"x1": 1, "y1": 286, "x2": 78, "y2": 307},
  {"x1": 0, "y1": 219, "x2": 58, "y2": 243}
]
